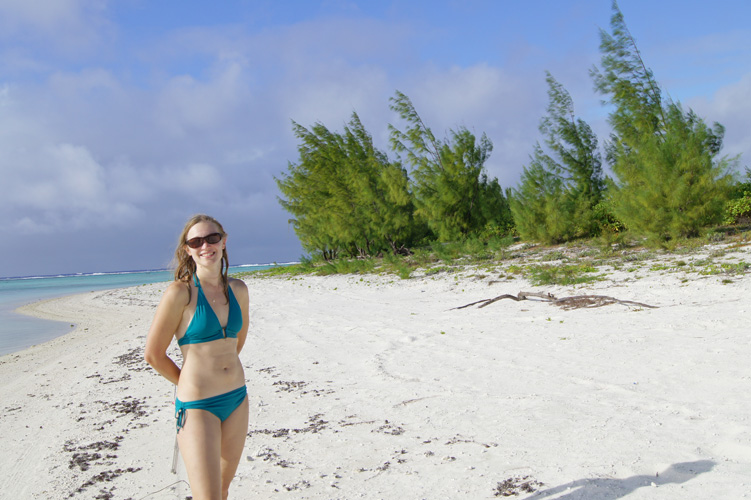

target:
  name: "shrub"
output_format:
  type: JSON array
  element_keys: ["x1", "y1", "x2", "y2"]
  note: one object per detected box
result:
[{"x1": 723, "y1": 191, "x2": 751, "y2": 225}]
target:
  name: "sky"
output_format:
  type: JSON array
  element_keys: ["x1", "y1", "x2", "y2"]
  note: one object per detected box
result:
[{"x1": 1, "y1": 0, "x2": 749, "y2": 277}]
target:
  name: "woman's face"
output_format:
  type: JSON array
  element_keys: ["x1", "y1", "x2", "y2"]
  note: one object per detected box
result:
[{"x1": 185, "y1": 221, "x2": 225, "y2": 267}]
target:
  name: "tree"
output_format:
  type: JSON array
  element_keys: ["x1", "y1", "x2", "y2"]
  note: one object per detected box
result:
[
  {"x1": 388, "y1": 90, "x2": 512, "y2": 241},
  {"x1": 591, "y1": 1, "x2": 736, "y2": 240},
  {"x1": 510, "y1": 72, "x2": 604, "y2": 243},
  {"x1": 341, "y1": 113, "x2": 418, "y2": 255},
  {"x1": 276, "y1": 112, "x2": 414, "y2": 259}
]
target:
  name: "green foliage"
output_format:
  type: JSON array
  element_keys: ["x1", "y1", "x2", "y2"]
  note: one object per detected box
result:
[
  {"x1": 389, "y1": 91, "x2": 513, "y2": 242},
  {"x1": 510, "y1": 73, "x2": 605, "y2": 243},
  {"x1": 430, "y1": 241, "x2": 462, "y2": 263},
  {"x1": 278, "y1": 92, "x2": 515, "y2": 264},
  {"x1": 273, "y1": 2, "x2": 746, "y2": 277},
  {"x1": 591, "y1": 200, "x2": 625, "y2": 234},
  {"x1": 510, "y1": 158, "x2": 572, "y2": 243},
  {"x1": 276, "y1": 112, "x2": 416, "y2": 259},
  {"x1": 243, "y1": 259, "x2": 318, "y2": 278},
  {"x1": 590, "y1": 3, "x2": 665, "y2": 148},
  {"x1": 382, "y1": 252, "x2": 413, "y2": 279},
  {"x1": 723, "y1": 191, "x2": 751, "y2": 224},
  {"x1": 316, "y1": 258, "x2": 377, "y2": 276},
  {"x1": 462, "y1": 236, "x2": 494, "y2": 260},
  {"x1": 525, "y1": 263, "x2": 601, "y2": 286},
  {"x1": 605, "y1": 104, "x2": 735, "y2": 241},
  {"x1": 592, "y1": 2, "x2": 736, "y2": 242},
  {"x1": 724, "y1": 174, "x2": 751, "y2": 224},
  {"x1": 698, "y1": 261, "x2": 751, "y2": 276}
]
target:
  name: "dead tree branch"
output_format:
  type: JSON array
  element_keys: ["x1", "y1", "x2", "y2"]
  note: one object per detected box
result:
[{"x1": 453, "y1": 291, "x2": 658, "y2": 311}]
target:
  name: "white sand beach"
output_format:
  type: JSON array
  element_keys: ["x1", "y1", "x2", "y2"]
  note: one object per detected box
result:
[{"x1": 1, "y1": 242, "x2": 750, "y2": 499}]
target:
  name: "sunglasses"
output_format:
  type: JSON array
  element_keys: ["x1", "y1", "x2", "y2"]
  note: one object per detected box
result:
[{"x1": 185, "y1": 232, "x2": 223, "y2": 249}]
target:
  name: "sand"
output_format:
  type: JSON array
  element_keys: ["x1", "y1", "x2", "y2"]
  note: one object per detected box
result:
[{"x1": 1, "y1": 241, "x2": 750, "y2": 499}]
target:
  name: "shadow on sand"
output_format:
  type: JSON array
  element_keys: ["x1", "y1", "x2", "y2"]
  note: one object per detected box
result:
[{"x1": 531, "y1": 460, "x2": 715, "y2": 499}]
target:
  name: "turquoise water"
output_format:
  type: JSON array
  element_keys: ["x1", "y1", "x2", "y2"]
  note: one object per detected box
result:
[{"x1": 0, "y1": 264, "x2": 281, "y2": 356}]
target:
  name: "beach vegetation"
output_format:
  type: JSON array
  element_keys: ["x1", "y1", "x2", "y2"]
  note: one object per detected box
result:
[
  {"x1": 541, "y1": 250, "x2": 567, "y2": 262},
  {"x1": 276, "y1": 112, "x2": 417, "y2": 261},
  {"x1": 323, "y1": 259, "x2": 375, "y2": 275},
  {"x1": 648, "y1": 263, "x2": 672, "y2": 272},
  {"x1": 246, "y1": 225, "x2": 750, "y2": 288},
  {"x1": 382, "y1": 252, "x2": 413, "y2": 279},
  {"x1": 723, "y1": 184, "x2": 751, "y2": 225},
  {"x1": 389, "y1": 91, "x2": 514, "y2": 242},
  {"x1": 524, "y1": 263, "x2": 601, "y2": 286},
  {"x1": 510, "y1": 72, "x2": 605, "y2": 244},
  {"x1": 705, "y1": 229, "x2": 726, "y2": 243},
  {"x1": 430, "y1": 241, "x2": 463, "y2": 263},
  {"x1": 277, "y1": 93, "x2": 518, "y2": 263},
  {"x1": 698, "y1": 262, "x2": 750, "y2": 276},
  {"x1": 591, "y1": 1, "x2": 737, "y2": 243},
  {"x1": 619, "y1": 250, "x2": 653, "y2": 263},
  {"x1": 424, "y1": 265, "x2": 453, "y2": 276},
  {"x1": 271, "y1": 1, "x2": 749, "y2": 278}
]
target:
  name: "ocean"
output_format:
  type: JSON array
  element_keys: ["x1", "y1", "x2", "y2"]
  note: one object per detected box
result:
[{"x1": 0, "y1": 264, "x2": 282, "y2": 356}]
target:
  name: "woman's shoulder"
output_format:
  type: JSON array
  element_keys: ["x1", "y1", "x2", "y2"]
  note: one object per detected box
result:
[
  {"x1": 228, "y1": 277, "x2": 247, "y2": 290},
  {"x1": 162, "y1": 279, "x2": 191, "y2": 305},
  {"x1": 228, "y1": 277, "x2": 248, "y2": 297}
]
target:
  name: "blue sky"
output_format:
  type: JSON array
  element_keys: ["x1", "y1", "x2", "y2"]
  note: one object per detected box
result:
[{"x1": 1, "y1": 0, "x2": 749, "y2": 277}]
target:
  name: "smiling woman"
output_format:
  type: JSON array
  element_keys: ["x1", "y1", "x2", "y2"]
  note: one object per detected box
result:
[{"x1": 144, "y1": 214, "x2": 250, "y2": 500}]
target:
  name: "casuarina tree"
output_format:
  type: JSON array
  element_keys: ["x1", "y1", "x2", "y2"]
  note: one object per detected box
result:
[
  {"x1": 511, "y1": 72, "x2": 605, "y2": 243},
  {"x1": 591, "y1": 1, "x2": 736, "y2": 241},
  {"x1": 276, "y1": 112, "x2": 415, "y2": 259},
  {"x1": 389, "y1": 91, "x2": 511, "y2": 242}
]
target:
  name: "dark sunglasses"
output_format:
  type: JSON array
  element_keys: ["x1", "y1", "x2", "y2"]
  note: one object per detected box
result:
[{"x1": 185, "y1": 232, "x2": 223, "y2": 249}]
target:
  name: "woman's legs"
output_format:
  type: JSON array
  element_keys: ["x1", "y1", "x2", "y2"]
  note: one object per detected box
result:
[
  {"x1": 177, "y1": 396, "x2": 249, "y2": 500},
  {"x1": 177, "y1": 409, "x2": 223, "y2": 500},
  {"x1": 220, "y1": 396, "x2": 249, "y2": 500}
]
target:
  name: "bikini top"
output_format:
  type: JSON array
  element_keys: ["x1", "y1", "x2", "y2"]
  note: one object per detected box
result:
[{"x1": 177, "y1": 275, "x2": 242, "y2": 346}]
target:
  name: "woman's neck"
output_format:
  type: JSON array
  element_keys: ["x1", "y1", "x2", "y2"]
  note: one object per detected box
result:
[{"x1": 195, "y1": 265, "x2": 223, "y2": 287}]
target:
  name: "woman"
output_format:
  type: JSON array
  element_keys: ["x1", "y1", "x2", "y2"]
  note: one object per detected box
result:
[{"x1": 145, "y1": 214, "x2": 250, "y2": 500}]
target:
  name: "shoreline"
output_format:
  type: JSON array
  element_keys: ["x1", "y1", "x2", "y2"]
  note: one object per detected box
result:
[
  {"x1": 1, "y1": 243, "x2": 750, "y2": 498},
  {"x1": 1, "y1": 263, "x2": 286, "y2": 356}
]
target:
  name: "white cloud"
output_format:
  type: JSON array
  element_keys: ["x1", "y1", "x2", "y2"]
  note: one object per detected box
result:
[
  {"x1": 1, "y1": 142, "x2": 136, "y2": 233},
  {"x1": 689, "y1": 73, "x2": 751, "y2": 168},
  {"x1": 48, "y1": 67, "x2": 120, "y2": 93},
  {"x1": 0, "y1": 140, "x2": 227, "y2": 235},
  {"x1": 49, "y1": 143, "x2": 107, "y2": 201},
  {"x1": 277, "y1": 62, "x2": 391, "y2": 130},
  {"x1": 171, "y1": 163, "x2": 223, "y2": 195},
  {"x1": 0, "y1": 0, "x2": 110, "y2": 54},
  {"x1": 155, "y1": 58, "x2": 252, "y2": 137},
  {"x1": 5, "y1": 143, "x2": 102, "y2": 210},
  {"x1": 0, "y1": 13, "x2": 548, "y2": 245},
  {"x1": 413, "y1": 64, "x2": 525, "y2": 124}
]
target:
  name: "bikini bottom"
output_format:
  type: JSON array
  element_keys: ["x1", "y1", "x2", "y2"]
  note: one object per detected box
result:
[{"x1": 175, "y1": 385, "x2": 247, "y2": 432}]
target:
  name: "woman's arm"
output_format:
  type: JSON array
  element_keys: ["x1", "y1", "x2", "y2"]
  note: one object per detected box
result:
[
  {"x1": 231, "y1": 278, "x2": 250, "y2": 353},
  {"x1": 144, "y1": 281, "x2": 188, "y2": 385}
]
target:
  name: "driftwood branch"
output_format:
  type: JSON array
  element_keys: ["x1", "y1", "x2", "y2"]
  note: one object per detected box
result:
[{"x1": 453, "y1": 291, "x2": 658, "y2": 311}]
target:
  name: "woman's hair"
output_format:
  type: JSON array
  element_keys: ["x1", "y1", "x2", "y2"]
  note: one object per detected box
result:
[{"x1": 172, "y1": 214, "x2": 230, "y2": 303}]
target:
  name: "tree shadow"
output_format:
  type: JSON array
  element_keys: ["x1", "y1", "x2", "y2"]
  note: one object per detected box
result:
[{"x1": 531, "y1": 460, "x2": 715, "y2": 499}]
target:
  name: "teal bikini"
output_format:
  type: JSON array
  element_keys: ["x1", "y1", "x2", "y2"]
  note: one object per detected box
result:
[
  {"x1": 175, "y1": 386, "x2": 247, "y2": 431},
  {"x1": 175, "y1": 275, "x2": 246, "y2": 431},
  {"x1": 177, "y1": 275, "x2": 242, "y2": 346}
]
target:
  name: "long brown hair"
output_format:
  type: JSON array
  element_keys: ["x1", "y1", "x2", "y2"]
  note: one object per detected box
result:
[{"x1": 172, "y1": 214, "x2": 230, "y2": 303}]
